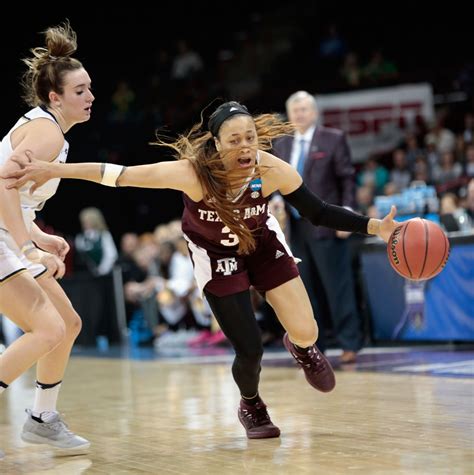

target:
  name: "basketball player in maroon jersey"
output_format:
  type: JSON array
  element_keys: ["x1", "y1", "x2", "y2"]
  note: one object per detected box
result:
[{"x1": 4, "y1": 101, "x2": 398, "y2": 439}]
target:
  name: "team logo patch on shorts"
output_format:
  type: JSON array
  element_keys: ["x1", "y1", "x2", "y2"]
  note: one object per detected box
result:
[{"x1": 215, "y1": 257, "x2": 238, "y2": 275}]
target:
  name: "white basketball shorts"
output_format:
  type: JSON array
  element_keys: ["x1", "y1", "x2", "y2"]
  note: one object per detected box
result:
[{"x1": 0, "y1": 232, "x2": 46, "y2": 285}]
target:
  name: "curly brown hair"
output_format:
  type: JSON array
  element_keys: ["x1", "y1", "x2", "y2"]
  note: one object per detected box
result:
[{"x1": 155, "y1": 104, "x2": 294, "y2": 254}]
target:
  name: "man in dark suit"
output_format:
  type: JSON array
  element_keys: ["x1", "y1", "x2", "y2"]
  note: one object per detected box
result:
[{"x1": 272, "y1": 90, "x2": 362, "y2": 363}]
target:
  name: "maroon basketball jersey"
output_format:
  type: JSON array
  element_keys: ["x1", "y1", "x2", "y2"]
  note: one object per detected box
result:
[{"x1": 182, "y1": 176, "x2": 268, "y2": 255}]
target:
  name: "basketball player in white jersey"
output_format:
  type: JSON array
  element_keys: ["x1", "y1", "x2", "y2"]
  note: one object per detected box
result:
[
  {"x1": 5, "y1": 101, "x2": 398, "y2": 440},
  {"x1": 0, "y1": 21, "x2": 92, "y2": 456}
]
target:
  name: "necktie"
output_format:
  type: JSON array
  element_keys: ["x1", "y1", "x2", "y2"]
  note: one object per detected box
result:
[
  {"x1": 291, "y1": 138, "x2": 307, "y2": 219},
  {"x1": 296, "y1": 138, "x2": 307, "y2": 176}
]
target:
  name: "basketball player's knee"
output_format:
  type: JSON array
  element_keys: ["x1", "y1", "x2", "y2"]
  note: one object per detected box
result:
[
  {"x1": 240, "y1": 347, "x2": 264, "y2": 363},
  {"x1": 290, "y1": 320, "x2": 318, "y2": 347},
  {"x1": 38, "y1": 320, "x2": 66, "y2": 353},
  {"x1": 65, "y1": 311, "x2": 82, "y2": 340},
  {"x1": 236, "y1": 345, "x2": 263, "y2": 368}
]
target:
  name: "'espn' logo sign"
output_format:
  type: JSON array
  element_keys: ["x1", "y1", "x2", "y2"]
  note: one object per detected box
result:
[{"x1": 322, "y1": 102, "x2": 423, "y2": 136}]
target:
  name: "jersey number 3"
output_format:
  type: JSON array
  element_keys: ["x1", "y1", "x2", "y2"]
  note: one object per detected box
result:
[{"x1": 220, "y1": 226, "x2": 239, "y2": 246}]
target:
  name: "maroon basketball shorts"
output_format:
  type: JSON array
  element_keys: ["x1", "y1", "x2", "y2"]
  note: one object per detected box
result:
[{"x1": 184, "y1": 214, "x2": 300, "y2": 297}]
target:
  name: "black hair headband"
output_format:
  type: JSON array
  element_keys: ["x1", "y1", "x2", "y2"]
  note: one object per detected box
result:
[{"x1": 208, "y1": 104, "x2": 251, "y2": 137}]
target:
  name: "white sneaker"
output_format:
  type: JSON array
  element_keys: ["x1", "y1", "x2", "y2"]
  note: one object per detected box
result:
[{"x1": 21, "y1": 409, "x2": 90, "y2": 456}]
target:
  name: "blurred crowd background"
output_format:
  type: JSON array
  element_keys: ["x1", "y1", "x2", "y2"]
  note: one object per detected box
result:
[{"x1": 1, "y1": 5, "x2": 472, "y2": 351}]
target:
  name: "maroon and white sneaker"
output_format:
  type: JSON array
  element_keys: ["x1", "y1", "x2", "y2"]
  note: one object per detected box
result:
[
  {"x1": 283, "y1": 332, "x2": 336, "y2": 392},
  {"x1": 238, "y1": 397, "x2": 280, "y2": 439}
]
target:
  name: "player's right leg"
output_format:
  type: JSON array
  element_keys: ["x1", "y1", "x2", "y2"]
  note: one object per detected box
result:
[
  {"x1": 0, "y1": 271, "x2": 66, "y2": 457},
  {"x1": 0, "y1": 272, "x2": 66, "y2": 382}
]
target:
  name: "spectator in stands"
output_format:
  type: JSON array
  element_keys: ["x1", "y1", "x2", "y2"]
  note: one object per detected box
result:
[
  {"x1": 424, "y1": 114, "x2": 456, "y2": 155},
  {"x1": 171, "y1": 40, "x2": 203, "y2": 81},
  {"x1": 108, "y1": 80, "x2": 137, "y2": 125},
  {"x1": 464, "y1": 144, "x2": 474, "y2": 178},
  {"x1": 413, "y1": 155, "x2": 431, "y2": 184},
  {"x1": 464, "y1": 178, "x2": 474, "y2": 227},
  {"x1": 117, "y1": 232, "x2": 139, "y2": 280},
  {"x1": 439, "y1": 193, "x2": 472, "y2": 232},
  {"x1": 425, "y1": 137, "x2": 440, "y2": 170},
  {"x1": 462, "y1": 112, "x2": 474, "y2": 145},
  {"x1": 431, "y1": 151, "x2": 463, "y2": 186},
  {"x1": 339, "y1": 52, "x2": 362, "y2": 88},
  {"x1": 356, "y1": 186, "x2": 375, "y2": 215},
  {"x1": 404, "y1": 132, "x2": 425, "y2": 173},
  {"x1": 319, "y1": 24, "x2": 347, "y2": 62},
  {"x1": 125, "y1": 233, "x2": 161, "y2": 341},
  {"x1": 74, "y1": 207, "x2": 119, "y2": 348},
  {"x1": 454, "y1": 134, "x2": 467, "y2": 165},
  {"x1": 362, "y1": 48, "x2": 398, "y2": 84},
  {"x1": 116, "y1": 232, "x2": 144, "y2": 323},
  {"x1": 75, "y1": 207, "x2": 118, "y2": 276},
  {"x1": 390, "y1": 148, "x2": 412, "y2": 191},
  {"x1": 383, "y1": 182, "x2": 398, "y2": 197},
  {"x1": 357, "y1": 156, "x2": 390, "y2": 195}
]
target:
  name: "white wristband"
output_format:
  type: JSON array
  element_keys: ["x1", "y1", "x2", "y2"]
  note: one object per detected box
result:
[{"x1": 101, "y1": 163, "x2": 124, "y2": 187}]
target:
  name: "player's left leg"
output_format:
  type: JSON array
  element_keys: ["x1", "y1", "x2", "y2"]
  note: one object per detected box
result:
[
  {"x1": 21, "y1": 276, "x2": 89, "y2": 455},
  {"x1": 266, "y1": 277, "x2": 335, "y2": 393}
]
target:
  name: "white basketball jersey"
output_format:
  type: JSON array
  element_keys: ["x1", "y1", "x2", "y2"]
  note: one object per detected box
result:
[{"x1": 0, "y1": 106, "x2": 69, "y2": 231}]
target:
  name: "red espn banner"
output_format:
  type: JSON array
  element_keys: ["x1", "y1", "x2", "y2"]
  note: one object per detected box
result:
[{"x1": 316, "y1": 83, "x2": 435, "y2": 163}]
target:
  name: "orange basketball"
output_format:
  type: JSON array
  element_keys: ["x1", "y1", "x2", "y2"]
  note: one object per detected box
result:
[{"x1": 387, "y1": 218, "x2": 450, "y2": 280}]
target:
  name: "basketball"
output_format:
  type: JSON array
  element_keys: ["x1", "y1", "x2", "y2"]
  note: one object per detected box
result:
[{"x1": 387, "y1": 218, "x2": 450, "y2": 280}]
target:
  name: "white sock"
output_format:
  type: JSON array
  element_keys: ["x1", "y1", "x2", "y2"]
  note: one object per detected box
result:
[{"x1": 32, "y1": 381, "x2": 61, "y2": 416}]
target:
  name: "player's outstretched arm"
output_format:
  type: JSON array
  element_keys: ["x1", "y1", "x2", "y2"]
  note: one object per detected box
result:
[
  {"x1": 262, "y1": 152, "x2": 398, "y2": 242},
  {"x1": 4, "y1": 150, "x2": 198, "y2": 194}
]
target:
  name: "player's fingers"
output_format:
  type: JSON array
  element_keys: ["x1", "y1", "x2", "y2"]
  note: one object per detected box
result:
[{"x1": 55, "y1": 261, "x2": 66, "y2": 279}]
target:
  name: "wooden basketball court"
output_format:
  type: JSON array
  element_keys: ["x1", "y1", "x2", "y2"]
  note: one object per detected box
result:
[{"x1": 0, "y1": 348, "x2": 472, "y2": 474}]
